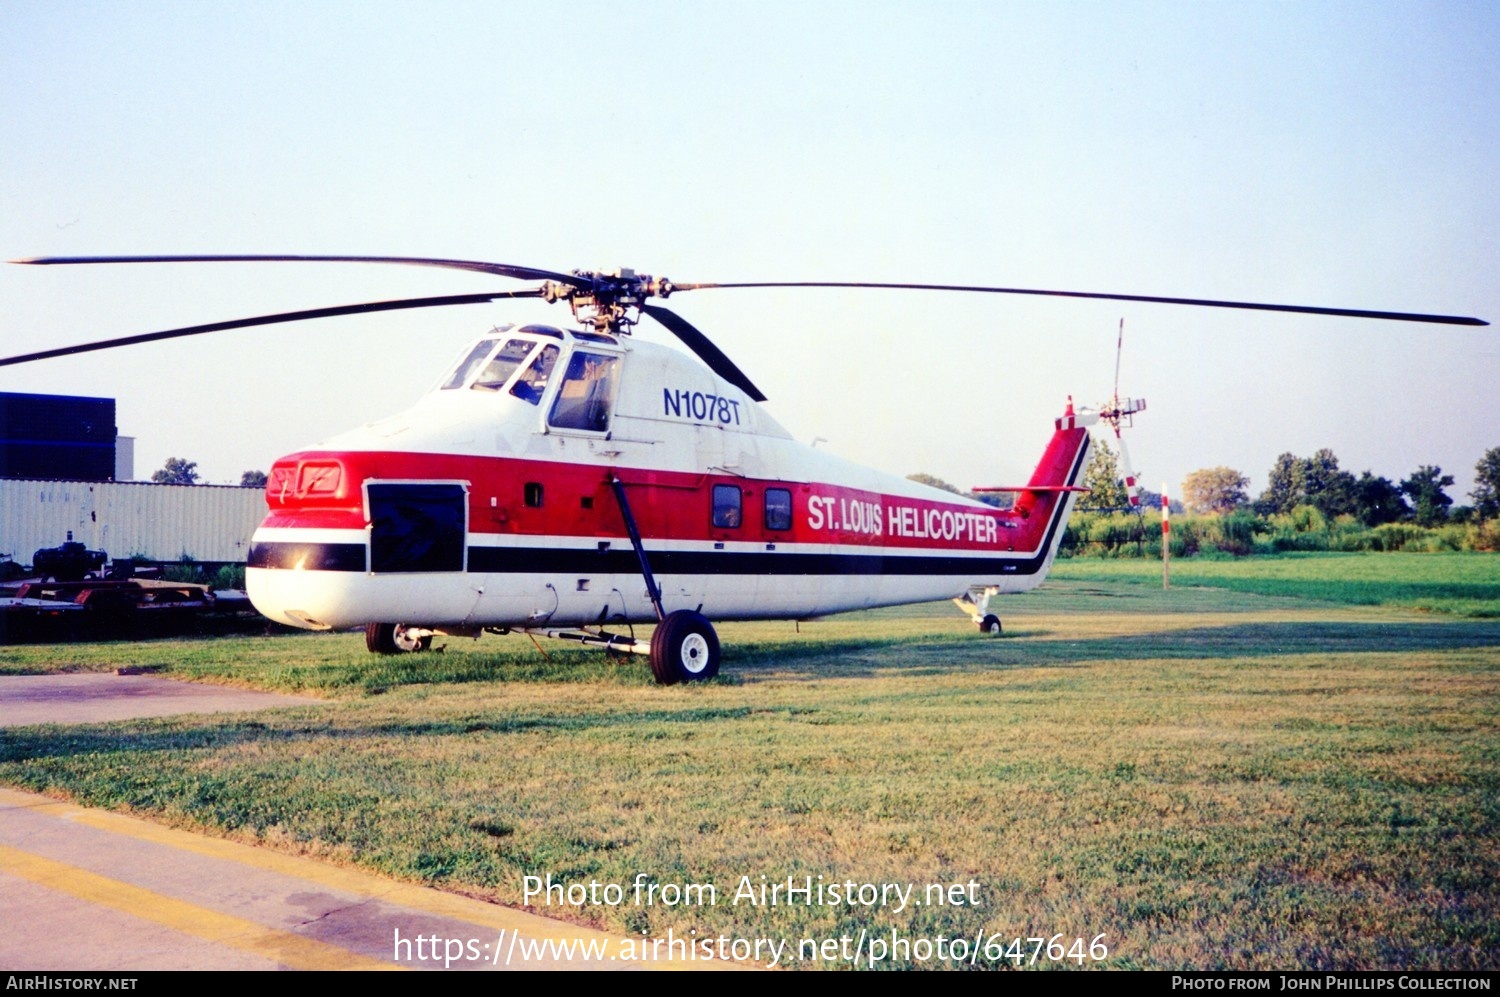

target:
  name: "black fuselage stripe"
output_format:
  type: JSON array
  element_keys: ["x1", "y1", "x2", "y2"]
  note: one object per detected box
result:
[{"x1": 250, "y1": 542, "x2": 1046, "y2": 577}]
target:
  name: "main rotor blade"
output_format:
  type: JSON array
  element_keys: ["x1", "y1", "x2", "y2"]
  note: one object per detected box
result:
[
  {"x1": 641, "y1": 304, "x2": 768, "y2": 402},
  {"x1": 671, "y1": 281, "x2": 1488, "y2": 327},
  {"x1": 12, "y1": 254, "x2": 586, "y2": 287},
  {"x1": 0, "y1": 290, "x2": 544, "y2": 368}
]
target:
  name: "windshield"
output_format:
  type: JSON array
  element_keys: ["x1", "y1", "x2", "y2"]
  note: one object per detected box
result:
[
  {"x1": 471, "y1": 339, "x2": 536, "y2": 392},
  {"x1": 440, "y1": 339, "x2": 498, "y2": 390},
  {"x1": 511, "y1": 344, "x2": 559, "y2": 405}
]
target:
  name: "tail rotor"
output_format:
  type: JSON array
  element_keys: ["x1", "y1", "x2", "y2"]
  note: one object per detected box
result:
[{"x1": 1098, "y1": 319, "x2": 1147, "y2": 512}]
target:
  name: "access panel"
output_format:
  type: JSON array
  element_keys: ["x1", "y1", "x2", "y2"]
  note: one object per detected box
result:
[{"x1": 367, "y1": 482, "x2": 467, "y2": 573}]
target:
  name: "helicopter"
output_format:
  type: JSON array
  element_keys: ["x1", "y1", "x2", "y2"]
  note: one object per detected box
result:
[{"x1": 2, "y1": 255, "x2": 1487, "y2": 683}]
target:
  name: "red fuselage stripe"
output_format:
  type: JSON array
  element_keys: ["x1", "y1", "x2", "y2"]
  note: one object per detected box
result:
[{"x1": 259, "y1": 428, "x2": 1090, "y2": 556}]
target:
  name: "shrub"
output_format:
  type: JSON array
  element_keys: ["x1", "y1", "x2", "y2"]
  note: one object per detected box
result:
[{"x1": 212, "y1": 564, "x2": 246, "y2": 590}]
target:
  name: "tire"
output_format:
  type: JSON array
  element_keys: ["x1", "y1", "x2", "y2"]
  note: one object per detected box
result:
[
  {"x1": 979, "y1": 614, "x2": 1003, "y2": 636},
  {"x1": 649, "y1": 610, "x2": 720, "y2": 684},
  {"x1": 365, "y1": 622, "x2": 431, "y2": 654}
]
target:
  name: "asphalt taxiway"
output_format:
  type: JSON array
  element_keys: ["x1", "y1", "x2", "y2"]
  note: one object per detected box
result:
[{"x1": 0, "y1": 674, "x2": 727, "y2": 971}]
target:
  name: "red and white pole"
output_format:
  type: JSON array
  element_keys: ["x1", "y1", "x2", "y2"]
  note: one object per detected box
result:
[{"x1": 1162, "y1": 484, "x2": 1171, "y2": 589}]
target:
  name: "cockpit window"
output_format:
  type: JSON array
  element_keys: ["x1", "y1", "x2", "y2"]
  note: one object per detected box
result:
[
  {"x1": 471, "y1": 339, "x2": 536, "y2": 392},
  {"x1": 547, "y1": 351, "x2": 621, "y2": 432},
  {"x1": 511, "y1": 344, "x2": 559, "y2": 405},
  {"x1": 441, "y1": 339, "x2": 498, "y2": 390}
]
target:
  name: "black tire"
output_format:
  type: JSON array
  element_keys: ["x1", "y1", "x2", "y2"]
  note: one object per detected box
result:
[
  {"x1": 649, "y1": 610, "x2": 720, "y2": 684},
  {"x1": 979, "y1": 614, "x2": 1003, "y2": 636},
  {"x1": 365, "y1": 622, "x2": 430, "y2": 654}
]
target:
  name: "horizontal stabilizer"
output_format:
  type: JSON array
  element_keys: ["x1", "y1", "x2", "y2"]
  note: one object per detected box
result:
[{"x1": 971, "y1": 485, "x2": 1091, "y2": 494}]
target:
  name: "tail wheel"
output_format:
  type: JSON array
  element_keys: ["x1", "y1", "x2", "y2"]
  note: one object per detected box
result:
[
  {"x1": 649, "y1": 610, "x2": 720, "y2": 684},
  {"x1": 365, "y1": 622, "x2": 432, "y2": 654},
  {"x1": 979, "y1": 614, "x2": 1003, "y2": 636}
]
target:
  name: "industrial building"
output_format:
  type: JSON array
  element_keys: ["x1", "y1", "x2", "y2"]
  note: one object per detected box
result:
[
  {"x1": 0, "y1": 391, "x2": 121, "y2": 482},
  {"x1": 1, "y1": 391, "x2": 264, "y2": 568},
  {"x1": 2, "y1": 477, "x2": 264, "y2": 565}
]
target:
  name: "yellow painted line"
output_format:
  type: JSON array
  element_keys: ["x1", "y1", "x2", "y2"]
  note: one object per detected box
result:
[
  {"x1": 0, "y1": 843, "x2": 400, "y2": 971},
  {"x1": 0, "y1": 788, "x2": 741, "y2": 970}
]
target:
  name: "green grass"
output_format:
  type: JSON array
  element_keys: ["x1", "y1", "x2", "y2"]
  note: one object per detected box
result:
[
  {"x1": 1053, "y1": 551, "x2": 1500, "y2": 617},
  {"x1": 1, "y1": 559, "x2": 1497, "y2": 970}
]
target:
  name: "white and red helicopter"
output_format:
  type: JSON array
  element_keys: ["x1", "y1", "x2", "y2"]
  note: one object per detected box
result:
[{"x1": 3, "y1": 256, "x2": 1486, "y2": 682}]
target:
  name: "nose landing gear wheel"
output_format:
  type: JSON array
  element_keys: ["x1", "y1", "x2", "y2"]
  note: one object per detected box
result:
[
  {"x1": 649, "y1": 610, "x2": 720, "y2": 684},
  {"x1": 365, "y1": 622, "x2": 432, "y2": 654},
  {"x1": 978, "y1": 614, "x2": 1003, "y2": 636}
]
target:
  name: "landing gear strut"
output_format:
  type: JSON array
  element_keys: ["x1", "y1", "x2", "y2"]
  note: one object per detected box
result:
[
  {"x1": 360, "y1": 481, "x2": 726, "y2": 680},
  {"x1": 365, "y1": 622, "x2": 432, "y2": 654},
  {"x1": 649, "y1": 610, "x2": 720, "y2": 684},
  {"x1": 954, "y1": 586, "x2": 1004, "y2": 637},
  {"x1": 611, "y1": 475, "x2": 720, "y2": 683},
  {"x1": 489, "y1": 614, "x2": 720, "y2": 685}
]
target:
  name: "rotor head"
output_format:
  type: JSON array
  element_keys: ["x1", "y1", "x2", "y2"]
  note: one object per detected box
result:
[{"x1": 543, "y1": 268, "x2": 678, "y2": 335}]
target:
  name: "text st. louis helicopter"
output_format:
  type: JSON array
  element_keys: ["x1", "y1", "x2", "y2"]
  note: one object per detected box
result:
[{"x1": 2, "y1": 256, "x2": 1486, "y2": 683}]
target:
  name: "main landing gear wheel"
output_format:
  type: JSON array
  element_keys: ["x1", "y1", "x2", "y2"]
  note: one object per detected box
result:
[
  {"x1": 649, "y1": 610, "x2": 720, "y2": 685},
  {"x1": 365, "y1": 622, "x2": 432, "y2": 654},
  {"x1": 979, "y1": 614, "x2": 1003, "y2": 636}
]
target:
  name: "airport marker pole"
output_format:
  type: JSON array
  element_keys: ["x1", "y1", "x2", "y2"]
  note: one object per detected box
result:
[{"x1": 1162, "y1": 485, "x2": 1171, "y2": 590}]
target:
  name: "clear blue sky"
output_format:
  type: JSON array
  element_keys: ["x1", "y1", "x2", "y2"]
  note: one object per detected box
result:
[{"x1": 3, "y1": 1, "x2": 1496, "y2": 502}]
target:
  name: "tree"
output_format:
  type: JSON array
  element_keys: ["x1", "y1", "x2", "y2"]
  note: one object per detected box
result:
[
  {"x1": 906, "y1": 473, "x2": 965, "y2": 496},
  {"x1": 1255, "y1": 449, "x2": 1354, "y2": 517},
  {"x1": 1256, "y1": 452, "x2": 1304, "y2": 515},
  {"x1": 1472, "y1": 447, "x2": 1500, "y2": 522},
  {"x1": 1136, "y1": 487, "x2": 1181, "y2": 514},
  {"x1": 1350, "y1": 471, "x2": 1407, "y2": 526},
  {"x1": 151, "y1": 457, "x2": 199, "y2": 485},
  {"x1": 240, "y1": 469, "x2": 268, "y2": 488},
  {"x1": 1401, "y1": 465, "x2": 1454, "y2": 527},
  {"x1": 1302, "y1": 448, "x2": 1357, "y2": 518},
  {"x1": 1078, "y1": 438, "x2": 1128, "y2": 510},
  {"x1": 1182, "y1": 466, "x2": 1250, "y2": 515}
]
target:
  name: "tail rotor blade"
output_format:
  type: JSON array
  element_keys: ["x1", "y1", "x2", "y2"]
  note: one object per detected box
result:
[
  {"x1": 1115, "y1": 430, "x2": 1143, "y2": 511},
  {"x1": 1113, "y1": 318, "x2": 1124, "y2": 403}
]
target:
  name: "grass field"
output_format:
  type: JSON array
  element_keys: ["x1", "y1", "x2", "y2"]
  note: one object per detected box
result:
[
  {"x1": 1, "y1": 554, "x2": 1497, "y2": 970},
  {"x1": 1054, "y1": 551, "x2": 1500, "y2": 617}
]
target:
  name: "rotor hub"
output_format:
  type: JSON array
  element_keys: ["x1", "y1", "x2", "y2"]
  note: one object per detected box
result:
[{"x1": 542, "y1": 268, "x2": 674, "y2": 335}]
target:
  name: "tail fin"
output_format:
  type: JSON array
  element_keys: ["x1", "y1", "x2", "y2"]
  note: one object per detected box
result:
[
  {"x1": 1012, "y1": 401, "x2": 1095, "y2": 565},
  {"x1": 975, "y1": 398, "x2": 1095, "y2": 562}
]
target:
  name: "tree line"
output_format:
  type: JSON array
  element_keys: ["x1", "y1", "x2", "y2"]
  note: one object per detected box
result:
[
  {"x1": 1177, "y1": 446, "x2": 1499, "y2": 526},
  {"x1": 1062, "y1": 441, "x2": 1500, "y2": 557}
]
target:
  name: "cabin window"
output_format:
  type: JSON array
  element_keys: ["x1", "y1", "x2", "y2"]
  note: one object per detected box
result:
[
  {"x1": 511, "y1": 344, "x2": 559, "y2": 405},
  {"x1": 440, "y1": 339, "x2": 498, "y2": 390},
  {"x1": 471, "y1": 338, "x2": 535, "y2": 392},
  {"x1": 765, "y1": 488, "x2": 792, "y2": 531},
  {"x1": 712, "y1": 484, "x2": 742, "y2": 529},
  {"x1": 547, "y1": 351, "x2": 621, "y2": 432},
  {"x1": 524, "y1": 482, "x2": 544, "y2": 507}
]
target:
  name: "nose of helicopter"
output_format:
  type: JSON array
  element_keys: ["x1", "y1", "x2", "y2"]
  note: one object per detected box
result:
[{"x1": 246, "y1": 563, "x2": 339, "y2": 630}]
